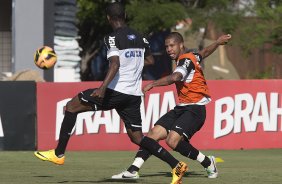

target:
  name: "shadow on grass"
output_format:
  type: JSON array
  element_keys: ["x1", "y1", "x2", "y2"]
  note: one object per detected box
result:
[
  {"x1": 55, "y1": 179, "x2": 141, "y2": 183},
  {"x1": 34, "y1": 176, "x2": 54, "y2": 178},
  {"x1": 141, "y1": 171, "x2": 204, "y2": 178},
  {"x1": 34, "y1": 171, "x2": 204, "y2": 183},
  {"x1": 96, "y1": 179, "x2": 140, "y2": 183}
]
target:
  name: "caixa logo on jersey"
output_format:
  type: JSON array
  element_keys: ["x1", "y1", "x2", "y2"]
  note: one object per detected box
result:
[
  {"x1": 125, "y1": 50, "x2": 142, "y2": 58},
  {"x1": 214, "y1": 92, "x2": 282, "y2": 139},
  {"x1": 55, "y1": 91, "x2": 176, "y2": 140}
]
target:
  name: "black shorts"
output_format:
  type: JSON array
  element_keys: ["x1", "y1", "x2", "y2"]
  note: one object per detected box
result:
[
  {"x1": 78, "y1": 88, "x2": 142, "y2": 131},
  {"x1": 155, "y1": 105, "x2": 206, "y2": 141}
]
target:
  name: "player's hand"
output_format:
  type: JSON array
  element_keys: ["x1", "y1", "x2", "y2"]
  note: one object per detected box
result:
[
  {"x1": 142, "y1": 83, "x2": 154, "y2": 94},
  {"x1": 91, "y1": 87, "x2": 106, "y2": 98},
  {"x1": 216, "y1": 34, "x2": 232, "y2": 45}
]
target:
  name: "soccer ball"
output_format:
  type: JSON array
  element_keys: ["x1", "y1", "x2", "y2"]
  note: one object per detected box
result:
[{"x1": 34, "y1": 46, "x2": 57, "y2": 69}]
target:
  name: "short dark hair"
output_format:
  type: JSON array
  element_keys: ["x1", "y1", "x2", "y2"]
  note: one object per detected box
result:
[
  {"x1": 106, "y1": 2, "x2": 125, "y2": 21},
  {"x1": 165, "y1": 32, "x2": 184, "y2": 43}
]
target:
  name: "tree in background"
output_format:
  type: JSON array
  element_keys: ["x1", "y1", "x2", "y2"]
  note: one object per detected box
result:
[
  {"x1": 168, "y1": 0, "x2": 282, "y2": 79},
  {"x1": 77, "y1": 0, "x2": 109, "y2": 80},
  {"x1": 180, "y1": 0, "x2": 281, "y2": 53},
  {"x1": 238, "y1": 0, "x2": 282, "y2": 55},
  {"x1": 77, "y1": 0, "x2": 282, "y2": 80},
  {"x1": 181, "y1": 0, "x2": 282, "y2": 78},
  {"x1": 77, "y1": 0, "x2": 186, "y2": 81}
]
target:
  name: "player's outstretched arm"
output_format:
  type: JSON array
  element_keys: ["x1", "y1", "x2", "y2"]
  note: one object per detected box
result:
[
  {"x1": 143, "y1": 72, "x2": 182, "y2": 93},
  {"x1": 199, "y1": 34, "x2": 232, "y2": 59}
]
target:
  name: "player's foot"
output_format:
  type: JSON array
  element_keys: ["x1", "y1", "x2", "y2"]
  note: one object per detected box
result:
[
  {"x1": 171, "y1": 161, "x2": 188, "y2": 184},
  {"x1": 205, "y1": 156, "x2": 218, "y2": 178},
  {"x1": 34, "y1": 149, "x2": 65, "y2": 165},
  {"x1": 111, "y1": 170, "x2": 139, "y2": 179}
]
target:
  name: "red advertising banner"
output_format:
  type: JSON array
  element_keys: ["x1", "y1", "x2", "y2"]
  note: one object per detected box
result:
[{"x1": 37, "y1": 80, "x2": 282, "y2": 150}]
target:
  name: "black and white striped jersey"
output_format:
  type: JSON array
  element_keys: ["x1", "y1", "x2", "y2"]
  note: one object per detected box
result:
[{"x1": 104, "y1": 26, "x2": 151, "y2": 96}]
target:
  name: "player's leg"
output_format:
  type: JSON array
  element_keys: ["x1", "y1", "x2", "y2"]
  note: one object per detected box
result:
[
  {"x1": 111, "y1": 131, "x2": 151, "y2": 179},
  {"x1": 113, "y1": 107, "x2": 181, "y2": 178},
  {"x1": 55, "y1": 92, "x2": 96, "y2": 156},
  {"x1": 110, "y1": 93, "x2": 151, "y2": 179},
  {"x1": 128, "y1": 125, "x2": 168, "y2": 168},
  {"x1": 34, "y1": 88, "x2": 101, "y2": 165},
  {"x1": 137, "y1": 109, "x2": 186, "y2": 170},
  {"x1": 116, "y1": 97, "x2": 188, "y2": 183},
  {"x1": 174, "y1": 140, "x2": 217, "y2": 178},
  {"x1": 111, "y1": 149, "x2": 146, "y2": 179},
  {"x1": 140, "y1": 128, "x2": 188, "y2": 184},
  {"x1": 172, "y1": 105, "x2": 218, "y2": 178},
  {"x1": 127, "y1": 148, "x2": 151, "y2": 174},
  {"x1": 125, "y1": 125, "x2": 167, "y2": 174}
]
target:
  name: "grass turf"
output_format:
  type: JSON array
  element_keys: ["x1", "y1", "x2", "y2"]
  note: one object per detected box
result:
[{"x1": 0, "y1": 149, "x2": 281, "y2": 184}]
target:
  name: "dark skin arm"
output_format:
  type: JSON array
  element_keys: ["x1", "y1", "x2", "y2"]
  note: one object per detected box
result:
[{"x1": 91, "y1": 56, "x2": 120, "y2": 98}]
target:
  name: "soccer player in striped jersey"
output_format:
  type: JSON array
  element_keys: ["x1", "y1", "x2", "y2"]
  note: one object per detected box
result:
[{"x1": 35, "y1": 2, "x2": 188, "y2": 184}]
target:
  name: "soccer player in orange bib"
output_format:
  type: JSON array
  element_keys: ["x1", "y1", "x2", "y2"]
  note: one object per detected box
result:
[{"x1": 112, "y1": 32, "x2": 232, "y2": 181}]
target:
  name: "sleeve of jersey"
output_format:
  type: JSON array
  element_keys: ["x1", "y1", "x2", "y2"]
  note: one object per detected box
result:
[
  {"x1": 104, "y1": 35, "x2": 120, "y2": 59},
  {"x1": 173, "y1": 58, "x2": 195, "y2": 81},
  {"x1": 143, "y1": 37, "x2": 152, "y2": 57},
  {"x1": 193, "y1": 52, "x2": 203, "y2": 63}
]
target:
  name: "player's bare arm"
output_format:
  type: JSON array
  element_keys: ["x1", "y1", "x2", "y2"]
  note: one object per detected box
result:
[
  {"x1": 199, "y1": 34, "x2": 232, "y2": 59},
  {"x1": 143, "y1": 72, "x2": 182, "y2": 93},
  {"x1": 91, "y1": 56, "x2": 120, "y2": 98}
]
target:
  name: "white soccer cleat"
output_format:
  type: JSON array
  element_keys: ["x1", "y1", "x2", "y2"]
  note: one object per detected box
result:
[
  {"x1": 205, "y1": 156, "x2": 218, "y2": 178},
  {"x1": 111, "y1": 170, "x2": 139, "y2": 179}
]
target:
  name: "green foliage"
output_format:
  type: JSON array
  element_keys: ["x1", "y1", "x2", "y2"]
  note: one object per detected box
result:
[
  {"x1": 76, "y1": 0, "x2": 187, "y2": 80},
  {"x1": 212, "y1": 12, "x2": 242, "y2": 34},
  {"x1": 234, "y1": 0, "x2": 282, "y2": 54},
  {"x1": 182, "y1": 0, "x2": 243, "y2": 33},
  {"x1": 271, "y1": 25, "x2": 282, "y2": 53},
  {"x1": 247, "y1": 66, "x2": 274, "y2": 79},
  {"x1": 181, "y1": 0, "x2": 282, "y2": 54},
  {"x1": 126, "y1": 1, "x2": 186, "y2": 34},
  {"x1": 77, "y1": 0, "x2": 110, "y2": 52},
  {"x1": 76, "y1": 0, "x2": 282, "y2": 80}
]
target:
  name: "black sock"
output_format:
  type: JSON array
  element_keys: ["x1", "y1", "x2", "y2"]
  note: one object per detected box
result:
[
  {"x1": 174, "y1": 140, "x2": 199, "y2": 160},
  {"x1": 140, "y1": 136, "x2": 179, "y2": 169},
  {"x1": 201, "y1": 156, "x2": 211, "y2": 168},
  {"x1": 127, "y1": 148, "x2": 151, "y2": 173},
  {"x1": 175, "y1": 140, "x2": 211, "y2": 168},
  {"x1": 55, "y1": 111, "x2": 77, "y2": 156},
  {"x1": 127, "y1": 165, "x2": 139, "y2": 173}
]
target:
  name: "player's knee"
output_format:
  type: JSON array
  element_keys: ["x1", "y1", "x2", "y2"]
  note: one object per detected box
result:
[
  {"x1": 165, "y1": 138, "x2": 178, "y2": 149},
  {"x1": 147, "y1": 127, "x2": 159, "y2": 140},
  {"x1": 147, "y1": 130, "x2": 155, "y2": 138},
  {"x1": 65, "y1": 100, "x2": 74, "y2": 111},
  {"x1": 129, "y1": 136, "x2": 142, "y2": 145},
  {"x1": 127, "y1": 130, "x2": 143, "y2": 145},
  {"x1": 147, "y1": 133, "x2": 161, "y2": 141},
  {"x1": 65, "y1": 97, "x2": 80, "y2": 112},
  {"x1": 147, "y1": 126, "x2": 166, "y2": 141}
]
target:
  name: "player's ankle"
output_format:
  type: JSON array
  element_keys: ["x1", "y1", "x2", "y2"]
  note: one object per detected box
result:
[{"x1": 127, "y1": 165, "x2": 139, "y2": 173}]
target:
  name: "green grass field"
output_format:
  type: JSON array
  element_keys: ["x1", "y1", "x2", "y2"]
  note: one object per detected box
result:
[{"x1": 0, "y1": 149, "x2": 282, "y2": 184}]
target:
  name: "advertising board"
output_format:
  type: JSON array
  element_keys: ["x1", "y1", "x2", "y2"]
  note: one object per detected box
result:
[{"x1": 37, "y1": 80, "x2": 282, "y2": 150}]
